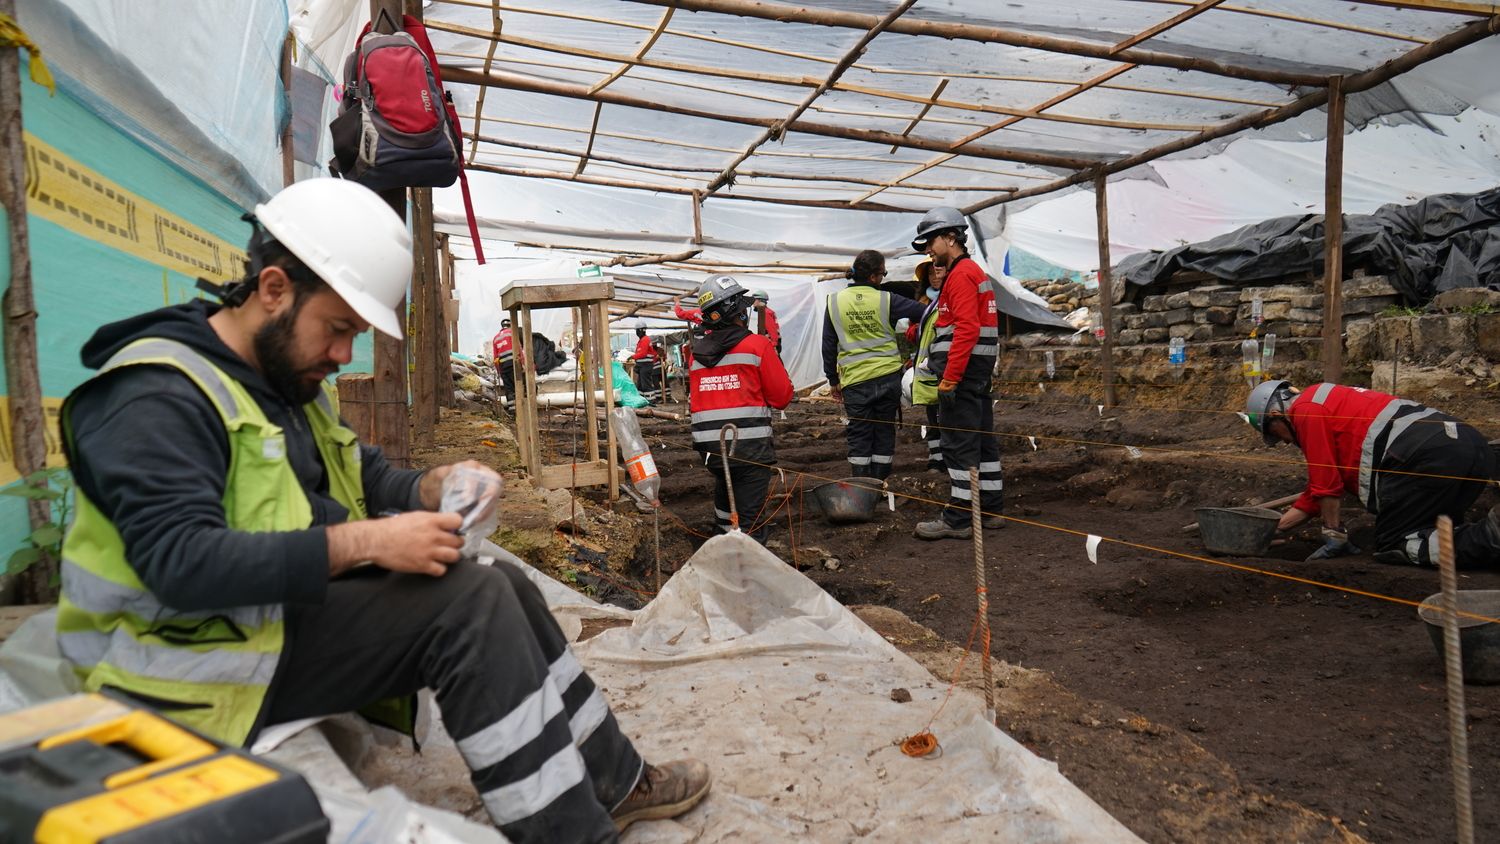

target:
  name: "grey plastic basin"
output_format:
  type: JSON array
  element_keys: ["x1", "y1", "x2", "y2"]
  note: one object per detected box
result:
[{"x1": 1194, "y1": 506, "x2": 1281, "y2": 556}]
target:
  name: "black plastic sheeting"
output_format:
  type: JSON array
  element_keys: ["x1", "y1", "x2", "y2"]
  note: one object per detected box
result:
[{"x1": 1116, "y1": 187, "x2": 1500, "y2": 302}]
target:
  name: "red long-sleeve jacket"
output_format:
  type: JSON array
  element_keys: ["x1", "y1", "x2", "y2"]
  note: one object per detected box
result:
[
  {"x1": 491, "y1": 327, "x2": 513, "y2": 361},
  {"x1": 1287, "y1": 383, "x2": 1417, "y2": 515},
  {"x1": 759, "y1": 306, "x2": 780, "y2": 347},
  {"x1": 674, "y1": 303, "x2": 703, "y2": 325},
  {"x1": 632, "y1": 335, "x2": 659, "y2": 362},
  {"x1": 932, "y1": 256, "x2": 998, "y2": 383}
]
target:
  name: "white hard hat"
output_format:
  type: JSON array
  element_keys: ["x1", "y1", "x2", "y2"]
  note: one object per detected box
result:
[{"x1": 253, "y1": 179, "x2": 411, "y2": 338}]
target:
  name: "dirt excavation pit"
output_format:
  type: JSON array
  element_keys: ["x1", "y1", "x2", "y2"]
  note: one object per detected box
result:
[{"x1": 425, "y1": 391, "x2": 1500, "y2": 843}]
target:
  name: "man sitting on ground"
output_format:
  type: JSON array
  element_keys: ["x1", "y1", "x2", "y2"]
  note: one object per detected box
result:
[{"x1": 56, "y1": 179, "x2": 710, "y2": 842}]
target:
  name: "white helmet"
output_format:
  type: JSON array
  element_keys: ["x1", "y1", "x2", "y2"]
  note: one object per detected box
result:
[{"x1": 253, "y1": 179, "x2": 411, "y2": 338}]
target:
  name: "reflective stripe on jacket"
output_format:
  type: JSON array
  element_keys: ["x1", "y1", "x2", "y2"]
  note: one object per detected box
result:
[
  {"x1": 1288, "y1": 382, "x2": 1438, "y2": 514},
  {"x1": 827, "y1": 286, "x2": 902, "y2": 387},
  {"x1": 929, "y1": 257, "x2": 999, "y2": 383},
  {"x1": 689, "y1": 334, "x2": 792, "y2": 465},
  {"x1": 56, "y1": 337, "x2": 369, "y2": 746}
]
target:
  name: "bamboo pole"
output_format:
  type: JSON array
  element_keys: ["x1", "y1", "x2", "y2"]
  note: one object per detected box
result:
[
  {"x1": 588, "y1": 4, "x2": 675, "y2": 95},
  {"x1": 622, "y1": 0, "x2": 1329, "y2": 87},
  {"x1": 1435, "y1": 515, "x2": 1475, "y2": 844},
  {"x1": 0, "y1": 0, "x2": 55, "y2": 603},
  {"x1": 962, "y1": 14, "x2": 1500, "y2": 214},
  {"x1": 1094, "y1": 173, "x2": 1117, "y2": 410},
  {"x1": 572, "y1": 102, "x2": 603, "y2": 178},
  {"x1": 890, "y1": 78, "x2": 947, "y2": 154},
  {"x1": 703, "y1": 0, "x2": 918, "y2": 195},
  {"x1": 1321, "y1": 75, "x2": 1346, "y2": 384},
  {"x1": 1141, "y1": 0, "x2": 1430, "y2": 43},
  {"x1": 464, "y1": 161, "x2": 918, "y2": 212},
  {"x1": 437, "y1": 233, "x2": 456, "y2": 408},
  {"x1": 1112, "y1": 0, "x2": 1225, "y2": 53},
  {"x1": 465, "y1": 0, "x2": 503, "y2": 165},
  {"x1": 439, "y1": 65, "x2": 1105, "y2": 171}
]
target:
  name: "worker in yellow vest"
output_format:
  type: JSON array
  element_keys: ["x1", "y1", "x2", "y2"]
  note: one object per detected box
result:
[
  {"x1": 821, "y1": 250, "x2": 925, "y2": 479},
  {"x1": 56, "y1": 179, "x2": 709, "y2": 841}
]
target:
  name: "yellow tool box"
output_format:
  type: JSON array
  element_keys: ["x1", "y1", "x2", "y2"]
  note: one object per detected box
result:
[{"x1": 0, "y1": 694, "x2": 329, "y2": 843}]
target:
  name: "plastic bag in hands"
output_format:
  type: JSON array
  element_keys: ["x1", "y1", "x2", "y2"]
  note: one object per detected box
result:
[{"x1": 439, "y1": 465, "x2": 503, "y2": 557}]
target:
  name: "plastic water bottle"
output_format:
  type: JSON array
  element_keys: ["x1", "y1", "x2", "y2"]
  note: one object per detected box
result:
[
  {"x1": 1044, "y1": 351, "x2": 1055, "y2": 379},
  {"x1": 1241, "y1": 338, "x2": 1261, "y2": 386},
  {"x1": 1250, "y1": 292, "x2": 1264, "y2": 327},
  {"x1": 1260, "y1": 333, "x2": 1276, "y2": 379},
  {"x1": 610, "y1": 408, "x2": 660, "y2": 504},
  {"x1": 1168, "y1": 337, "x2": 1186, "y2": 367}
]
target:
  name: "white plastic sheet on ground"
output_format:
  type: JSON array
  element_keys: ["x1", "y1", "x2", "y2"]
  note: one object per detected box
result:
[{"x1": 576, "y1": 532, "x2": 1139, "y2": 842}]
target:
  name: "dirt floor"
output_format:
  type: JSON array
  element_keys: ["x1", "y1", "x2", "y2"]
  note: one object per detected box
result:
[{"x1": 413, "y1": 386, "x2": 1500, "y2": 843}]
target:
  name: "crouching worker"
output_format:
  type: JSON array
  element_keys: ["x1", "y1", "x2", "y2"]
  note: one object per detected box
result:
[
  {"x1": 689, "y1": 275, "x2": 793, "y2": 541},
  {"x1": 1246, "y1": 380, "x2": 1498, "y2": 566},
  {"x1": 56, "y1": 179, "x2": 709, "y2": 842}
]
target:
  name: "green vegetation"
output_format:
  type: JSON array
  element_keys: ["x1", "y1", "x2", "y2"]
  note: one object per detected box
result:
[{"x1": 2, "y1": 468, "x2": 73, "y2": 582}]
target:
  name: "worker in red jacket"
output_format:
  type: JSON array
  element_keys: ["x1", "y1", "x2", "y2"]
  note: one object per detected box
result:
[
  {"x1": 1247, "y1": 380, "x2": 1498, "y2": 566},
  {"x1": 748, "y1": 290, "x2": 781, "y2": 353},
  {"x1": 631, "y1": 322, "x2": 662, "y2": 403},
  {"x1": 689, "y1": 275, "x2": 793, "y2": 542},
  {"x1": 490, "y1": 318, "x2": 515, "y2": 401},
  {"x1": 910, "y1": 207, "x2": 1003, "y2": 540}
]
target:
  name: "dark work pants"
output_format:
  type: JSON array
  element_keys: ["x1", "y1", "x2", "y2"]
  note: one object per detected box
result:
[
  {"x1": 923, "y1": 404, "x2": 943, "y2": 469},
  {"x1": 841, "y1": 370, "x2": 902, "y2": 480},
  {"x1": 268, "y1": 562, "x2": 643, "y2": 843},
  {"x1": 938, "y1": 380, "x2": 1002, "y2": 527},
  {"x1": 706, "y1": 458, "x2": 772, "y2": 542},
  {"x1": 1373, "y1": 420, "x2": 1498, "y2": 568},
  {"x1": 634, "y1": 360, "x2": 660, "y2": 402},
  {"x1": 498, "y1": 358, "x2": 516, "y2": 402}
]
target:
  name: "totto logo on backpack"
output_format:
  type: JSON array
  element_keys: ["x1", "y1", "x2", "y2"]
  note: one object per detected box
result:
[{"x1": 329, "y1": 10, "x2": 459, "y2": 190}]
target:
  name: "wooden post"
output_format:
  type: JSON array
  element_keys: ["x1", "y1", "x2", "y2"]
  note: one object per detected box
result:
[
  {"x1": 1093, "y1": 172, "x2": 1117, "y2": 409},
  {"x1": 1321, "y1": 75, "x2": 1346, "y2": 384},
  {"x1": 0, "y1": 0, "x2": 57, "y2": 603},
  {"x1": 598, "y1": 301, "x2": 618, "y2": 499},
  {"x1": 365, "y1": 0, "x2": 411, "y2": 467},
  {"x1": 410, "y1": 187, "x2": 438, "y2": 445},
  {"x1": 335, "y1": 374, "x2": 377, "y2": 444},
  {"x1": 280, "y1": 35, "x2": 296, "y2": 187},
  {"x1": 691, "y1": 191, "x2": 703, "y2": 246},
  {"x1": 436, "y1": 233, "x2": 456, "y2": 408}
]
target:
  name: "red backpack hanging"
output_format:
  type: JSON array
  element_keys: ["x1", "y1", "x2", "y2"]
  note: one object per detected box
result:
[{"x1": 329, "y1": 10, "x2": 486, "y2": 263}]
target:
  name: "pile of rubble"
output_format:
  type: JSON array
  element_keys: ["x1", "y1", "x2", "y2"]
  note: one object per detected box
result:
[
  {"x1": 1019, "y1": 279, "x2": 1089, "y2": 317},
  {"x1": 451, "y1": 355, "x2": 502, "y2": 409}
]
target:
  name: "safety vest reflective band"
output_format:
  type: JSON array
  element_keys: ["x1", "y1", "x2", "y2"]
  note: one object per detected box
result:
[
  {"x1": 55, "y1": 337, "x2": 368, "y2": 746},
  {"x1": 827, "y1": 286, "x2": 902, "y2": 387},
  {"x1": 911, "y1": 303, "x2": 942, "y2": 406}
]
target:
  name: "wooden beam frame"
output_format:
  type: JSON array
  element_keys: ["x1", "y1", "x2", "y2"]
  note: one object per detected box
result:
[
  {"x1": 430, "y1": 22, "x2": 1221, "y2": 133},
  {"x1": 890, "y1": 78, "x2": 946, "y2": 153},
  {"x1": 1322, "y1": 76, "x2": 1346, "y2": 383},
  {"x1": 588, "y1": 4, "x2": 676, "y2": 94},
  {"x1": 465, "y1": 0, "x2": 503, "y2": 165},
  {"x1": 572, "y1": 102, "x2": 602, "y2": 177},
  {"x1": 465, "y1": 161, "x2": 918, "y2": 211},
  {"x1": 621, "y1": 0, "x2": 1331, "y2": 86},
  {"x1": 1112, "y1": 0, "x2": 1225, "y2": 53},
  {"x1": 1345, "y1": 0, "x2": 1496, "y2": 15},
  {"x1": 1141, "y1": 0, "x2": 1431, "y2": 43},
  {"x1": 440, "y1": 65, "x2": 1105, "y2": 170},
  {"x1": 702, "y1": 0, "x2": 917, "y2": 195},
  {"x1": 963, "y1": 14, "x2": 1500, "y2": 213}
]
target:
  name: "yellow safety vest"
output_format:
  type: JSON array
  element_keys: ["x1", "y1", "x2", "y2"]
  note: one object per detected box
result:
[
  {"x1": 827, "y1": 286, "x2": 902, "y2": 386},
  {"x1": 55, "y1": 337, "x2": 371, "y2": 746}
]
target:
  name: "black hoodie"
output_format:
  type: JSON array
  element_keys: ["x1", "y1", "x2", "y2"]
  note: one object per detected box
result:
[{"x1": 66, "y1": 301, "x2": 424, "y2": 612}]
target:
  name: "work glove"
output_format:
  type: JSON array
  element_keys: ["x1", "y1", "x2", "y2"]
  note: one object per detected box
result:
[
  {"x1": 937, "y1": 378, "x2": 959, "y2": 394},
  {"x1": 1305, "y1": 527, "x2": 1360, "y2": 561}
]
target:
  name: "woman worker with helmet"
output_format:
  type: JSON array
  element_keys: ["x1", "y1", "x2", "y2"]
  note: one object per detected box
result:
[{"x1": 689, "y1": 275, "x2": 793, "y2": 541}]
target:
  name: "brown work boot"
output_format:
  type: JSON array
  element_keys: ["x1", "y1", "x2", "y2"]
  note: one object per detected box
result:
[{"x1": 611, "y1": 759, "x2": 712, "y2": 832}]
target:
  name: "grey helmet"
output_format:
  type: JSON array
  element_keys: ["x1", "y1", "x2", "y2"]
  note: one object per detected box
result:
[
  {"x1": 911, "y1": 206, "x2": 968, "y2": 252},
  {"x1": 696, "y1": 274, "x2": 750, "y2": 325},
  {"x1": 1245, "y1": 379, "x2": 1297, "y2": 444}
]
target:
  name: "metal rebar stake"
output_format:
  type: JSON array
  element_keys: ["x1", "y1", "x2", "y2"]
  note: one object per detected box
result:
[
  {"x1": 719, "y1": 424, "x2": 740, "y2": 532},
  {"x1": 1436, "y1": 515, "x2": 1474, "y2": 844},
  {"x1": 971, "y1": 466, "x2": 994, "y2": 725}
]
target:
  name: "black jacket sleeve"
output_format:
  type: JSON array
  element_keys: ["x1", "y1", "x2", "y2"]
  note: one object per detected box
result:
[
  {"x1": 822, "y1": 309, "x2": 840, "y2": 387},
  {"x1": 67, "y1": 370, "x2": 330, "y2": 611},
  {"x1": 888, "y1": 293, "x2": 927, "y2": 326},
  {"x1": 358, "y1": 443, "x2": 425, "y2": 514}
]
